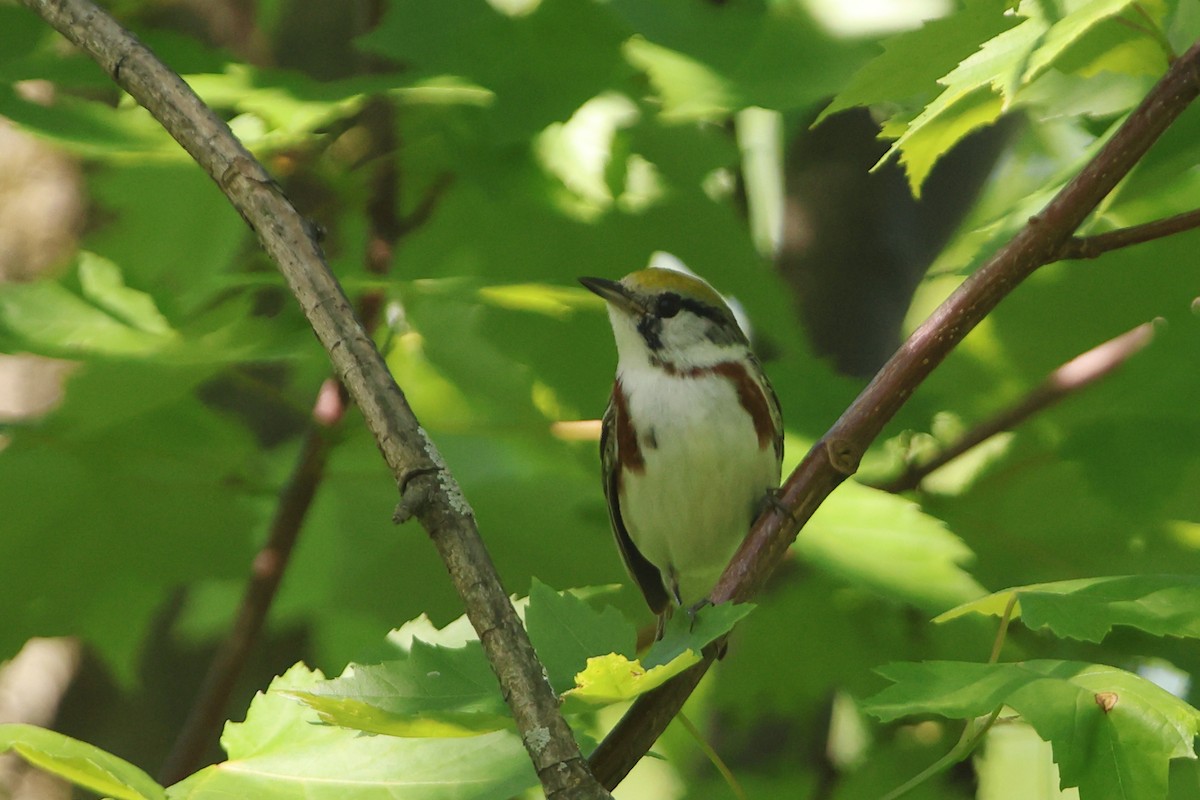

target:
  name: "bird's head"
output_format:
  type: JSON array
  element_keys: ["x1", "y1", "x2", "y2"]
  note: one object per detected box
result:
[{"x1": 579, "y1": 268, "x2": 749, "y2": 370}]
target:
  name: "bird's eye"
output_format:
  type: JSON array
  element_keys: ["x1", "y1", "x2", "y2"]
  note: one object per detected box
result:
[{"x1": 656, "y1": 293, "x2": 682, "y2": 319}]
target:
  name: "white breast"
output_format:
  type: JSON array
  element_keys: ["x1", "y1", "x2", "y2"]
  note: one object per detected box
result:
[{"x1": 618, "y1": 364, "x2": 779, "y2": 607}]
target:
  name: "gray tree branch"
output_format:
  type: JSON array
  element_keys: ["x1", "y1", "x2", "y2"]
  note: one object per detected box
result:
[{"x1": 18, "y1": 1, "x2": 609, "y2": 797}]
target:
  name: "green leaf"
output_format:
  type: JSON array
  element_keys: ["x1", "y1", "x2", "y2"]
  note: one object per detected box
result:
[
  {"x1": 610, "y1": 0, "x2": 862, "y2": 119},
  {"x1": 0, "y1": 84, "x2": 181, "y2": 158},
  {"x1": 560, "y1": 651, "x2": 702, "y2": 711},
  {"x1": 866, "y1": 660, "x2": 1200, "y2": 800},
  {"x1": 0, "y1": 6, "x2": 54, "y2": 75},
  {"x1": 818, "y1": 0, "x2": 1016, "y2": 124},
  {"x1": 85, "y1": 162, "x2": 249, "y2": 316},
  {"x1": 622, "y1": 36, "x2": 735, "y2": 122},
  {"x1": 185, "y1": 66, "x2": 491, "y2": 150},
  {"x1": 290, "y1": 636, "x2": 511, "y2": 739},
  {"x1": 873, "y1": 0, "x2": 1146, "y2": 193},
  {"x1": 287, "y1": 694, "x2": 512, "y2": 739},
  {"x1": 936, "y1": 575, "x2": 1200, "y2": 642},
  {"x1": 0, "y1": 362, "x2": 261, "y2": 681},
  {"x1": 358, "y1": 0, "x2": 626, "y2": 139},
  {"x1": 797, "y1": 481, "x2": 987, "y2": 613},
  {"x1": 1021, "y1": 0, "x2": 1144, "y2": 83},
  {"x1": 170, "y1": 665, "x2": 535, "y2": 799},
  {"x1": 642, "y1": 601, "x2": 755, "y2": 670},
  {"x1": 0, "y1": 261, "x2": 177, "y2": 357},
  {"x1": 77, "y1": 252, "x2": 175, "y2": 335},
  {"x1": 974, "y1": 721, "x2": 1075, "y2": 800},
  {"x1": 0, "y1": 724, "x2": 165, "y2": 800},
  {"x1": 525, "y1": 580, "x2": 637, "y2": 692},
  {"x1": 289, "y1": 582, "x2": 641, "y2": 740},
  {"x1": 888, "y1": 86, "x2": 1006, "y2": 197}
]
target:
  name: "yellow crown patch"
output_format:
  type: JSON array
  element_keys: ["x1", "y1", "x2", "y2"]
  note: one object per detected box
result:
[{"x1": 621, "y1": 268, "x2": 728, "y2": 310}]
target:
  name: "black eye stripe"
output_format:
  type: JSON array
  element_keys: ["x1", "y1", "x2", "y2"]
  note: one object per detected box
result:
[
  {"x1": 639, "y1": 292, "x2": 743, "y2": 351},
  {"x1": 677, "y1": 297, "x2": 729, "y2": 326}
]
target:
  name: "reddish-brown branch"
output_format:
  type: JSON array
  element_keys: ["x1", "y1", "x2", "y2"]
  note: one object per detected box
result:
[
  {"x1": 159, "y1": 390, "x2": 343, "y2": 784},
  {"x1": 877, "y1": 321, "x2": 1157, "y2": 494},
  {"x1": 589, "y1": 37, "x2": 1200, "y2": 788},
  {"x1": 1056, "y1": 208, "x2": 1200, "y2": 259}
]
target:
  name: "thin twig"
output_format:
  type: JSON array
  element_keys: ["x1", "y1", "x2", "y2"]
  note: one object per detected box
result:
[
  {"x1": 676, "y1": 712, "x2": 747, "y2": 800},
  {"x1": 878, "y1": 706, "x2": 1004, "y2": 800},
  {"x1": 989, "y1": 593, "x2": 1020, "y2": 665},
  {"x1": 589, "y1": 37, "x2": 1200, "y2": 789},
  {"x1": 19, "y1": 2, "x2": 610, "y2": 797},
  {"x1": 159, "y1": 393, "x2": 343, "y2": 784},
  {"x1": 1056, "y1": 208, "x2": 1200, "y2": 259},
  {"x1": 878, "y1": 321, "x2": 1157, "y2": 493},
  {"x1": 879, "y1": 588, "x2": 1019, "y2": 799}
]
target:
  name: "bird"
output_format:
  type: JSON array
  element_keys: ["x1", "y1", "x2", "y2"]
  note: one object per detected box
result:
[{"x1": 579, "y1": 267, "x2": 783, "y2": 634}]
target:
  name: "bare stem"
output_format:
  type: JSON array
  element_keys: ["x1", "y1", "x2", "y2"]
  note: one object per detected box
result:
[
  {"x1": 878, "y1": 706, "x2": 1004, "y2": 800},
  {"x1": 19, "y1": 2, "x2": 609, "y2": 796},
  {"x1": 589, "y1": 37, "x2": 1200, "y2": 789},
  {"x1": 989, "y1": 593, "x2": 1020, "y2": 665},
  {"x1": 879, "y1": 321, "x2": 1157, "y2": 493},
  {"x1": 1056, "y1": 208, "x2": 1200, "y2": 260},
  {"x1": 676, "y1": 712, "x2": 747, "y2": 800},
  {"x1": 878, "y1": 597, "x2": 1017, "y2": 800},
  {"x1": 159, "y1": 393, "x2": 342, "y2": 784}
]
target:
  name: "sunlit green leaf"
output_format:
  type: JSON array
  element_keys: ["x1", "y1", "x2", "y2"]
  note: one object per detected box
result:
[
  {"x1": 0, "y1": 277, "x2": 172, "y2": 357},
  {"x1": 642, "y1": 601, "x2": 754, "y2": 670},
  {"x1": 798, "y1": 481, "x2": 987, "y2": 613},
  {"x1": 291, "y1": 637, "x2": 509, "y2": 738},
  {"x1": 171, "y1": 665, "x2": 535, "y2": 799},
  {"x1": 868, "y1": 0, "x2": 1155, "y2": 192},
  {"x1": 937, "y1": 575, "x2": 1200, "y2": 642},
  {"x1": 560, "y1": 651, "x2": 701, "y2": 711},
  {"x1": 0, "y1": 724, "x2": 165, "y2": 800},
  {"x1": 867, "y1": 660, "x2": 1200, "y2": 800},
  {"x1": 186, "y1": 67, "x2": 491, "y2": 149},
  {"x1": 0, "y1": 85, "x2": 181, "y2": 158},
  {"x1": 525, "y1": 580, "x2": 637, "y2": 692},
  {"x1": 818, "y1": 0, "x2": 1015, "y2": 124},
  {"x1": 610, "y1": 0, "x2": 863, "y2": 118},
  {"x1": 77, "y1": 252, "x2": 175, "y2": 335}
]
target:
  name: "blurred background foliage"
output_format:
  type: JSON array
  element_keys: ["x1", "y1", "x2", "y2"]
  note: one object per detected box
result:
[{"x1": 1, "y1": 0, "x2": 1199, "y2": 797}]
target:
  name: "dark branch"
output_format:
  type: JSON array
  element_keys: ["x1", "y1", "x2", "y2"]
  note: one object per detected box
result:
[
  {"x1": 1055, "y1": 208, "x2": 1200, "y2": 260},
  {"x1": 877, "y1": 321, "x2": 1157, "y2": 494},
  {"x1": 19, "y1": 2, "x2": 610, "y2": 796},
  {"x1": 159, "y1": 386, "x2": 344, "y2": 784},
  {"x1": 589, "y1": 37, "x2": 1200, "y2": 789},
  {"x1": 588, "y1": 660, "x2": 711, "y2": 788}
]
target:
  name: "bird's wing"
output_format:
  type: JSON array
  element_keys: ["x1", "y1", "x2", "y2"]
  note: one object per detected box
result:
[
  {"x1": 749, "y1": 351, "x2": 785, "y2": 469},
  {"x1": 601, "y1": 388, "x2": 670, "y2": 615}
]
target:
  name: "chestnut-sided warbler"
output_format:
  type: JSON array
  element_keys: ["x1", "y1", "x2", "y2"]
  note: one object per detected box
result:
[{"x1": 579, "y1": 268, "x2": 783, "y2": 630}]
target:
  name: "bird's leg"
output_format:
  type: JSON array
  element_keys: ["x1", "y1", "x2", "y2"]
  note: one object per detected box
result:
[
  {"x1": 684, "y1": 599, "x2": 731, "y2": 660},
  {"x1": 654, "y1": 604, "x2": 675, "y2": 640},
  {"x1": 758, "y1": 486, "x2": 798, "y2": 526},
  {"x1": 686, "y1": 597, "x2": 712, "y2": 629}
]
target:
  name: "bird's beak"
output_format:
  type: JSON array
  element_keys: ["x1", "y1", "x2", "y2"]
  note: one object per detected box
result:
[{"x1": 578, "y1": 276, "x2": 646, "y2": 315}]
